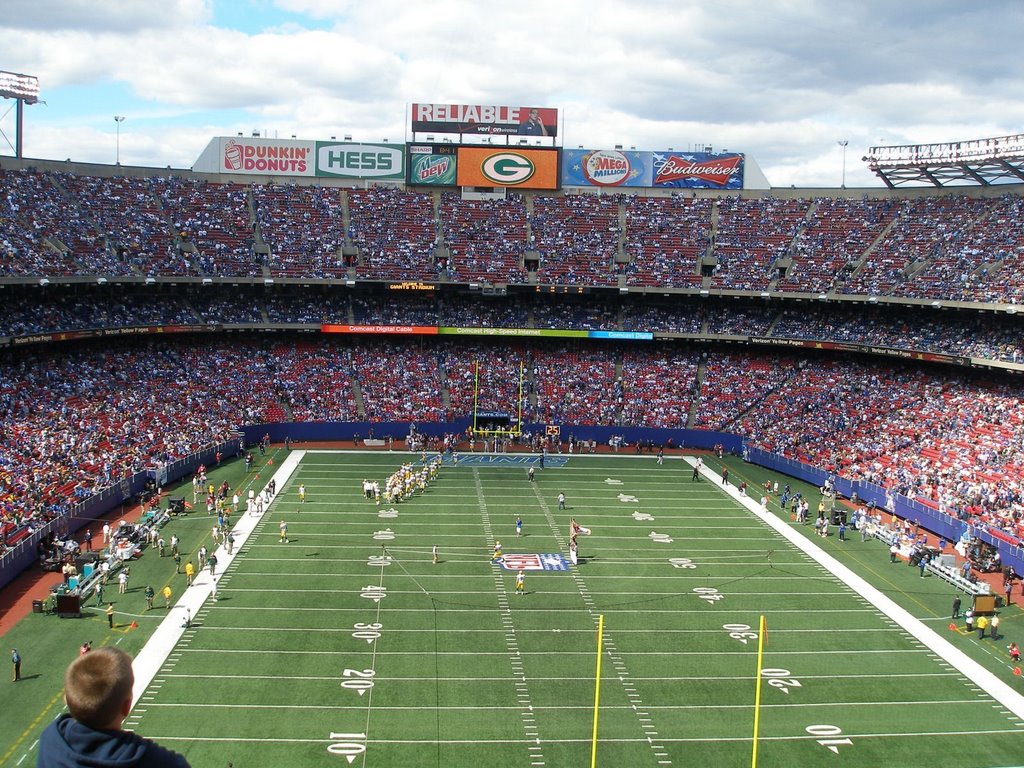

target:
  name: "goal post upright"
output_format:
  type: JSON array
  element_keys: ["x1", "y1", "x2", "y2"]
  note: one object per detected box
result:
[
  {"x1": 472, "y1": 359, "x2": 480, "y2": 435},
  {"x1": 590, "y1": 613, "x2": 605, "y2": 768},
  {"x1": 517, "y1": 360, "x2": 525, "y2": 432},
  {"x1": 469, "y1": 359, "x2": 524, "y2": 440}
]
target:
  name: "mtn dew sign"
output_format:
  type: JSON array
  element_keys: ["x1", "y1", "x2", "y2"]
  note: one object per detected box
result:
[
  {"x1": 408, "y1": 145, "x2": 458, "y2": 186},
  {"x1": 315, "y1": 142, "x2": 405, "y2": 180}
]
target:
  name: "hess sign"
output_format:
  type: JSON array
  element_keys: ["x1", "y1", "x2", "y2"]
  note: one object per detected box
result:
[{"x1": 316, "y1": 143, "x2": 405, "y2": 179}]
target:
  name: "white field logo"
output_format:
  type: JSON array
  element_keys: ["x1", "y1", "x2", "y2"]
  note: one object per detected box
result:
[{"x1": 481, "y1": 152, "x2": 535, "y2": 185}]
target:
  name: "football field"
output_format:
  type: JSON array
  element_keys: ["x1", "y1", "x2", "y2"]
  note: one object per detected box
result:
[{"x1": 124, "y1": 451, "x2": 1024, "y2": 767}]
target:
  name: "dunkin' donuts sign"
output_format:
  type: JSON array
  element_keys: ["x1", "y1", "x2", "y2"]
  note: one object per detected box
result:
[
  {"x1": 220, "y1": 138, "x2": 315, "y2": 176},
  {"x1": 216, "y1": 138, "x2": 406, "y2": 179}
]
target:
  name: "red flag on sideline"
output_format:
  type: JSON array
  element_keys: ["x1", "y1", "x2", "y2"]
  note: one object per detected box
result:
[{"x1": 267, "y1": 459, "x2": 273, "y2": 466}]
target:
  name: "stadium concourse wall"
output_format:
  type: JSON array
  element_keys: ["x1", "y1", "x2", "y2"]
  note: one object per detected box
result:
[
  {"x1": 0, "y1": 438, "x2": 243, "y2": 593},
  {"x1": 239, "y1": 419, "x2": 744, "y2": 453}
]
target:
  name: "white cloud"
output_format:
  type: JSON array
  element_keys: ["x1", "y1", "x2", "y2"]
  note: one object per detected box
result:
[
  {"x1": 3, "y1": 0, "x2": 209, "y2": 33},
  {"x1": 1, "y1": 0, "x2": 1022, "y2": 186}
]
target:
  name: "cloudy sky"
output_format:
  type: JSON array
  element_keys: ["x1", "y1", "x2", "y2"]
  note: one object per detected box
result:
[{"x1": 1, "y1": 0, "x2": 1022, "y2": 188}]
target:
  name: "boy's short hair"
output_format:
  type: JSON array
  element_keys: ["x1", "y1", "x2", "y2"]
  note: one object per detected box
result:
[{"x1": 64, "y1": 647, "x2": 134, "y2": 728}]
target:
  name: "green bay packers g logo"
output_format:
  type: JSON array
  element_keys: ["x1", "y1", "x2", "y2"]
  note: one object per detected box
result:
[{"x1": 481, "y1": 153, "x2": 535, "y2": 185}]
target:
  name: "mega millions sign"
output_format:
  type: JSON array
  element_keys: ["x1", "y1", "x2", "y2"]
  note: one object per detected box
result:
[{"x1": 562, "y1": 148, "x2": 744, "y2": 189}]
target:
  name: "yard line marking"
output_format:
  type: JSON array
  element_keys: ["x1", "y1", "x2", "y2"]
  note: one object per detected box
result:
[
  {"x1": 474, "y1": 468, "x2": 547, "y2": 766},
  {"x1": 148, "y1": 727, "x2": 1024, "y2": 745},
  {"x1": 171, "y1": 647, "x2": 943, "y2": 657},
  {"x1": 690, "y1": 457, "x2": 1024, "y2": 723},
  {"x1": 154, "y1": 671, "x2": 961, "y2": 684},
  {"x1": 532, "y1": 481, "x2": 671, "y2": 766},
  {"x1": 190, "y1": 624, "x2": 904, "y2": 636},
  {"x1": 185, "y1": 603, "x2": 887, "y2": 614}
]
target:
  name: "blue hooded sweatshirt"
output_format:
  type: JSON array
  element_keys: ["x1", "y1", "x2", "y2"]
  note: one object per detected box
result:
[{"x1": 37, "y1": 714, "x2": 189, "y2": 767}]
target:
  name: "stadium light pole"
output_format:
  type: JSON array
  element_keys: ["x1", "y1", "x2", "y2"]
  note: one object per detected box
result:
[
  {"x1": 114, "y1": 115, "x2": 125, "y2": 164},
  {"x1": 0, "y1": 70, "x2": 40, "y2": 159},
  {"x1": 837, "y1": 140, "x2": 848, "y2": 188}
]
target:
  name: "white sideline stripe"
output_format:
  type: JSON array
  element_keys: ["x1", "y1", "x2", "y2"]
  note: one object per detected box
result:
[
  {"x1": 686, "y1": 456, "x2": 1024, "y2": 721},
  {"x1": 130, "y1": 450, "x2": 305, "y2": 708}
]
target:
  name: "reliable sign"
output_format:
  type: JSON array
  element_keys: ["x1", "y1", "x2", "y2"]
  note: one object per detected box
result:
[{"x1": 412, "y1": 103, "x2": 558, "y2": 137}]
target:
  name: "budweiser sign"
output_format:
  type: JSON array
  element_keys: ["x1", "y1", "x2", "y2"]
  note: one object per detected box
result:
[{"x1": 653, "y1": 153, "x2": 743, "y2": 188}]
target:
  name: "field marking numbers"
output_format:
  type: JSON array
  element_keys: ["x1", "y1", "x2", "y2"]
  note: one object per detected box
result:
[
  {"x1": 693, "y1": 587, "x2": 724, "y2": 604},
  {"x1": 326, "y1": 731, "x2": 367, "y2": 763},
  {"x1": 341, "y1": 668, "x2": 376, "y2": 696},
  {"x1": 761, "y1": 668, "x2": 802, "y2": 694},
  {"x1": 805, "y1": 724, "x2": 852, "y2": 754},
  {"x1": 360, "y1": 585, "x2": 387, "y2": 603},
  {"x1": 351, "y1": 622, "x2": 382, "y2": 644},
  {"x1": 723, "y1": 623, "x2": 758, "y2": 645}
]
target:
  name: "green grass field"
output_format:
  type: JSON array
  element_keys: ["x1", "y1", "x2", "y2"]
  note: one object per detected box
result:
[{"x1": 6, "y1": 450, "x2": 1024, "y2": 767}]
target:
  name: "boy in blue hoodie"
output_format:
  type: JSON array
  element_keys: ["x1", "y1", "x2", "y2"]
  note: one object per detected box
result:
[{"x1": 37, "y1": 647, "x2": 189, "y2": 767}]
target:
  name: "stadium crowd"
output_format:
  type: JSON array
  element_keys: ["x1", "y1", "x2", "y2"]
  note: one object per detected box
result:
[
  {"x1": 3, "y1": 164, "x2": 1024, "y2": 555},
  {"x1": 5, "y1": 167, "x2": 1024, "y2": 304},
  {"x1": 0, "y1": 334, "x2": 1022, "y2": 557},
  {"x1": 0, "y1": 288, "x2": 1020, "y2": 364}
]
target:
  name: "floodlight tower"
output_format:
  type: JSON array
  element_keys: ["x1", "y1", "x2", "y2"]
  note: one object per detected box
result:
[
  {"x1": 0, "y1": 70, "x2": 40, "y2": 159},
  {"x1": 837, "y1": 140, "x2": 849, "y2": 188},
  {"x1": 114, "y1": 115, "x2": 125, "y2": 164}
]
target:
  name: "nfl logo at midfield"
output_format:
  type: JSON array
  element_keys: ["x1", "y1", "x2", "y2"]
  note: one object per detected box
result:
[{"x1": 497, "y1": 553, "x2": 569, "y2": 571}]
